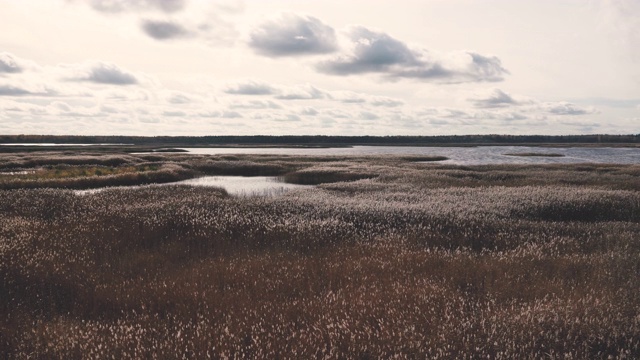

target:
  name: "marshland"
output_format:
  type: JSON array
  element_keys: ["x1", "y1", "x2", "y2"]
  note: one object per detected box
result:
[{"x1": 1, "y1": 148, "x2": 639, "y2": 358}]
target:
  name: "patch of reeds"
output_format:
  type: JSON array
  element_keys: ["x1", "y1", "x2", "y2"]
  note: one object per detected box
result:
[
  {"x1": 0, "y1": 164, "x2": 196, "y2": 190},
  {"x1": 284, "y1": 167, "x2": 378, "y2": 185},
  {"x1": 190, "y1": 160, "x2": 294, "y2": 176}
]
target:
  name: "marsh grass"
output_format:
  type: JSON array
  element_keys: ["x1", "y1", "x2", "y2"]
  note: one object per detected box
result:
[
  {"x1": 1, "y1": 154, "x2": 639, "y2": 358},
  {"x1": 0, "y1": 164, "x2": 160, "y2": 180},
  {"x1": 0, "y1": 164, "x2": 196, "y2": 190}
]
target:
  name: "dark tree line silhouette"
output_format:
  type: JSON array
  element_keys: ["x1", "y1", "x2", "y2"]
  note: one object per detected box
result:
[{"x1": 1, "y1": 134, "x2": 639, "y2": 146}]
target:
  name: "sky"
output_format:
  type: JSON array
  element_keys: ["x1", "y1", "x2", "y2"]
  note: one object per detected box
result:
[{"x1": 0, "y1": 0, "x2": 638, "y2": 136}]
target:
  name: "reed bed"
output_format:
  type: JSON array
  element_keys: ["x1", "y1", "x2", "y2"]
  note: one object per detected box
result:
[{"x1": 0, "y1": 154, "x2": 639, "y2": 358}]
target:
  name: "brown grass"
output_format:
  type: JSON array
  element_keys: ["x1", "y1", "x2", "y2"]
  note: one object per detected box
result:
[{"x1": 0, "y1": 154, "x2": 639, "y2": 358}]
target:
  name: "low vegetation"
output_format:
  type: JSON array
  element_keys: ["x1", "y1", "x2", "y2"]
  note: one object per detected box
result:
[{"x1": 1, "y1": 151, "x2": 639, "y2": 358}]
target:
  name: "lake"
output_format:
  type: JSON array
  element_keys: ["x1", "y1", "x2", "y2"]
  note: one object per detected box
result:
[{"x1": 180, "y1": 146, "x2": 640, "y2": 165}]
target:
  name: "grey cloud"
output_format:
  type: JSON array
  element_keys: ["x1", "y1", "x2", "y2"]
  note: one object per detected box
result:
[
  {"x1": 167, "y1": 93, "x2": 192, "y2": 104},
  {"x1": 275, "y1": 85, "x2": 326, "y2": 100},
  {"x1": 142, "y1": 20, "x2": 191, "y2": 40},
  {"x1": 88, "y1": 0, "x2": 187, "y2": 13},
  {"x1": 74, "y1": 63, "x2": 138, "y2": 85},
  {"x1": 273, "y1": 114, "x2": 301, "y2": 122},
  {"x1": 249, "y1": 14, "x2": 337, "y2": 57},
  {"x1": 465, "y1": 53, "x2": 509, "y2": 82},
  {"x1": 0, "y1": 84, "x2": 57, "y2": 97},
  {"x1": 545, "y1": 102, "x2": 596, "y2": 115},
  {"x1": 0, "y1": 53, "x2": 23, "y2": 74},
  {"x1": 318, "y1": 27, "x2": 508, "y2": 83},
  {"x1": 441, "y1": 109, "x2": 471, "y2": 119},
  {"x1": 360, "y1": 111, "x2": 379, "y2": 120},
  {"x1": 340, "y1": 97, "x2": 365, "y2": 104},
  {"x1": 230, "y1": 100, "x2": 282, "y2": 109},
  {"x1": 471, "y1": 89, "x2": 518, "y2": 108},
  {"x1": 0, "y1": 85, "x2": 32, "y2": 96},
  {"x1": 162, "y1": 110, "x2": 186, "y2": 117},
  {"x1": 198, "y1": 110, "x2": 221, "y2": 118},
  {"x1": 221, "y1": 110, "x2": 242, "y2": 118},
  {"x1": 325, "y1": 109, "x2": 350, "y2": 119},
  {"x1": 370, "y1": 97, "x2": 403, "y2": 107},
  {"x1": 225, "y1": 81, "x2": 276, "y2": 95},
  {"x1": 301, "y1": 107, "x2": 319, "y2": 116},
  {"x1": 499, "y1": 112, "x2": 528, "y2": 121},
  {"x1": 319, "y1": 27, "x2": 417, "y2": 75},
  {"x1": 330, "y1": 91, "x2": 366, "y2": 104}
]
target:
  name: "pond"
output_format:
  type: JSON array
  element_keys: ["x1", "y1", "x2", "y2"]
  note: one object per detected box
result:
[
  {"x1": 75, "y1": 176, "x2": 308, "y2": 197},
  {"x1": 170, "y1": 176, "x2": 307, "y2": 196},
  {"x1": 180, "y1": 146, "x2": 640, "y2": 165}
]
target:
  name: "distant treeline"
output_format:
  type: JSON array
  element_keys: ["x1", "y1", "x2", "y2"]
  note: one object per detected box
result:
[{"x1": 1, "y1": 134, "x2": 640, "y2": 146}]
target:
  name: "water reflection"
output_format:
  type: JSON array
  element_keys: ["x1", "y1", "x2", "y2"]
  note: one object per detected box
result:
[
  {"x1": 75, "y1": 176, "x2": 308, "y2": 197},
  {"x1": 172, "y1": 176, "x2": 307, "y2": 196}
]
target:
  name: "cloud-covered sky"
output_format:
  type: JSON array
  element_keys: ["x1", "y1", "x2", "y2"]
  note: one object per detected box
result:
[{"x1": 0, "y1": 0, "x2": 638, "y2": 136}]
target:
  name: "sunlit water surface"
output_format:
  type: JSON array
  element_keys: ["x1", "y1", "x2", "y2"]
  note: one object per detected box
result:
[
  {"x1": 181, "y1": 146, "x2": 640, "y2": 165},
  {"x1": 75, "y1": 176, "x2": 308, "y2": 197},
  {"x1": 171, "y1": 176, "x2": 307, "y2": 196}
]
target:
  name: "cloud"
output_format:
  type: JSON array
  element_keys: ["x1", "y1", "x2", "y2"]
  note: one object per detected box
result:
[
  {"x1": 162, "y1": 110, "x2": 186, "y2": 117},
  {"x1": 318, "y1": 26, "x2": 508, "y2": 83},
  {"x1": 330, "y1": 91, "x2": 366, "y2": 104},
  {"x1": 78, "y1": 1, "x2": 239, "y2": 45},
  {"x1": 319, "y1": 27, "x2": 415, "y2": 74},
  {"x1": 360, "y1": 111, "x2": 379, "y2": 120},
  {"x1": 141, "y1": 19, "x2": 192, "y2": 40},
  {"x1": 86, "y1": 0, "x2": 187, "y2": 13},
  {"x1": 470, "y1": 89, "x2": 519, "y2": 108},
  {"x1": 370, "y1": 96, "x2": 404, "y2": 107},
  {"x1": 0, "y1": 83, "x2": 58, "y2": 97},
  {"x1": 70, "y1": 62, "x2": 138, "y2": 85},
  {"x1": 275, "y1": 84, "x2": 327, "y2": 100},
  {"x1": 229, "y1": 100, "x2": 282, "y2": 109},
  {"x1": 166, "y1": 92, "x2": 193, "y2": 104},
  {"x1": 300, "y1": 107, "x2": 319, "y2": 116},
  {"x1": 225, "y1": 80, "x2": 276, "y2": 95},
  {"x1": 273, "y1": 114, "x2": 301, "y2": 122},
  {"x1": 0, "y1": 85, "x2": 32, "y2": 96},
  {"x1": 249, "y1": 13, "x2": 338, "y2": 57},
  {"x1": 544, "y1": 102, "x2": 597, "y2": 116},
  {"x1": 221, "y1": 110, "x2": 242, "y2": 118},
  {"x1": 327, "y1": 91, "x2": 405, "y2": 107},
  {"x1": 0, "y1": 53, "x2": 24, "y2": 74}
]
